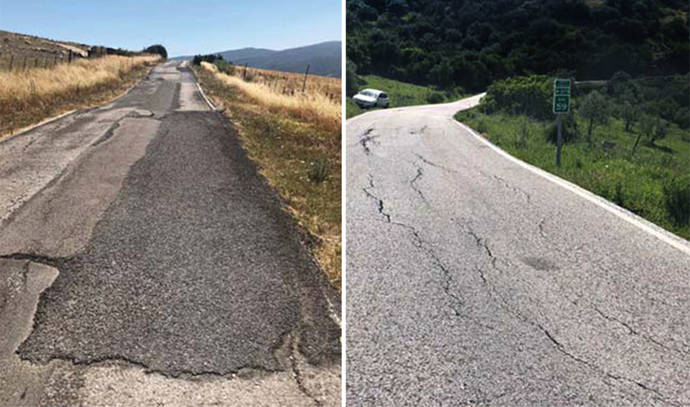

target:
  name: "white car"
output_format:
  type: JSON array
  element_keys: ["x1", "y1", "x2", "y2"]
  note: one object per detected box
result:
[{"x1": 353, "y1": 89, "x2": 389, "y2": 108}]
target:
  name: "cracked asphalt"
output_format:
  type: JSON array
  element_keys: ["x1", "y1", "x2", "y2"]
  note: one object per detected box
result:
[
  {"x1": 346, "y1": 96, "x2": 690, "y2": 406},
  {"x1": 0, "y1": 61, "x2": 340, "y2": 406}
]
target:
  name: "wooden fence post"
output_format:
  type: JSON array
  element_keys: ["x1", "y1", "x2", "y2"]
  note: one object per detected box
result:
[
  {"x1": 9, "y1": 54, "x2": 13, "y2": 71},
  {"x1": 243, "y1": 63, "x2": 248, "y2": 80},
  {"x1": 302, "y1": 64, "x2": 310, "y2": 93},
  {"x1": 23, "y1": 56, "x2": 27, "y2": 71}
]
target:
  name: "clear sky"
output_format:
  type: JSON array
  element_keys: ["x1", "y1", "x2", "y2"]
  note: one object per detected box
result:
[{"x1": 0, "y1": 0, "x2": 341, "y2": 57}]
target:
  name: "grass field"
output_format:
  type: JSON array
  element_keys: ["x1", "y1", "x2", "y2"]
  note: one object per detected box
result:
[
  {"x1": 0, "y1": 55, "x2": 160, "y2": 138},
  {"x1": 197, "y1": 63, "x2": 342, "y2": 289},
  {"x1": 455, "y1": 109, "x2": 690, "y2": 240},
  {"x1": 346, "y1": 75, "x2": 463, "y2": 118},
  {"x1": 202, "y1": 62, "x2": 340, "y2": 133}
]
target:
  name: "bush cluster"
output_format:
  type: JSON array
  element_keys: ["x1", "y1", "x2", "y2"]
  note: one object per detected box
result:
[
  {"x1": 664, "y1": 175, "x2": 690, "y2": 227},
  {"x1": 143, "y1": 45, "x2": 167, "y2": 59},
  {"x1": 480, "y1": 75, "x2": 552, "y2": 119},
  {"x1": 347, "y1": 0, "x2": 689, "y2": 92},
  {"x1": 192, "y1": 54, "x2": 224, "y2": 66}
]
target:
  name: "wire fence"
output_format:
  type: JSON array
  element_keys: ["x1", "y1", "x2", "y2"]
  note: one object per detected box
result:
[
  {"x1": 233, "y1": 64, "x2": 341, "y2": 103},
  {"x1": 0, "y1": 48, "x2": 143, "y2": 73},
  {"x1": 0, "y1": 50, "x2": 86, "y2": 72}
]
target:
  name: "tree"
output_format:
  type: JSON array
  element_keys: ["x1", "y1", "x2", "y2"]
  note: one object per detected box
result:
[
  {"x1": 578, "y1": 90, "x2": 609, "y2": 148},
  {"x1": 634, "y1": 114, "x2": 654, "y2": 155},
  {"x1": 620, "y1": 100, "x2": 636, "y2": 132},
  {"x1": 346, "y1": 59, "x2": 362, "y2": 96},
  {"x1": 144, "y1": 44, "x2": 167, "y2": 59},
  {"x1": 648, "y1": 117, "x2": 668, "y2": 146}
]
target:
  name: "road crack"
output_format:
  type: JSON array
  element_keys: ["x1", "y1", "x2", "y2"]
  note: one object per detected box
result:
[
  {"x1": 92, "y1": 110, "x2": 156, "y2": 147},
  {"x1": 533, "y1": 322, "x2": 679, "y2": 406},
  {"x1": 591, "y1": 305, "x2": 687, "y2": 356},
  {"x1": 359, "y1": 128, "x2": 379, "y2": 155},
  {"x1": 441, "y1": 221, "x2": 680, "y2": 406},
  {"x1": 362, "y1": 175, "x2": 391, "y2": 222},
  {"x1": 409, "y1": 164, "x2": 426, "y2": 203},
  {"x1": 414, "y1": 153, "x2": 457, "y2": 173},
  {"x1": 362, "y1": 176, "x2": 492, "y2": 329},
  {"x1": 288, "y1": 334, "x2": 322, "y2": 406}
]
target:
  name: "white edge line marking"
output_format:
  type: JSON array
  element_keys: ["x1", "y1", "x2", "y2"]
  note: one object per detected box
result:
[
  {"x1": 454, "y1": 119, "x2": 690, "y2": 257},
  {"x1": 195, "y1": 80, "x2": 217, "y2": 111}
]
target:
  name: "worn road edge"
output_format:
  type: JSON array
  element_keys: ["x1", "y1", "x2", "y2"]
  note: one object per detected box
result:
[
  {"x1": 0, "y1": 64, "x2": 157, "y2": 145},
  {"x1": 454, "y1": 119, "x2": 690, "y2": 256}
]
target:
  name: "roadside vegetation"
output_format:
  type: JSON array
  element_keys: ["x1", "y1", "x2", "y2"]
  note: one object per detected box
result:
[
  {"x1": 202, "y1": 61, "x2": 340, "y2": 132},
  {"x1": 347, "y1": 0, "x2": 688, "y2": 92},
  {"x1": 196, "y1": 60, "x2": 342, "y2": 288},
  {"x1": 346, "y1": 71, "x2": 463, "y2": 118},
  {"x1": 456, "y1": 74, "x2": 690, "y2": 240},
  {"x1": 0, "y1": 54, "x2": 160, "y2": 138}
]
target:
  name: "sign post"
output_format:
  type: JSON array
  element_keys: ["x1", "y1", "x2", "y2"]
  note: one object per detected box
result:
[{"x1": 553, "y1": 79, "x2": 571, "y2": 167}]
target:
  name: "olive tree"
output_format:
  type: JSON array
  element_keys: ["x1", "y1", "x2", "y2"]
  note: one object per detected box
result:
[
  {"x1": 578, "y1": 90, "x2": 609, "y2": 148},
  {"x1": 620, "y1": 100, "x2": 637, "y2": 132},
  {"x1": 649, "y1": 117, "x2": 668, "y2": 146}
]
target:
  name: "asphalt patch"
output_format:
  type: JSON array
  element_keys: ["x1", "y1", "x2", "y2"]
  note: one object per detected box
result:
[{"x1": 18, "y1": 111, "x2": 339, "y2": 375}]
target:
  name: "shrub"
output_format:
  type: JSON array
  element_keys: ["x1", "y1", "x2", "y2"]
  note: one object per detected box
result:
[
  {"x1": 476, "y1": 119, "x2": 487, "y2": 133},
  {"x1": 346, "y1": 59, "x2": 362, "y2": 96},
  {"x1": 545, "y1": 113, "x2": 578, "y2": 145},
  {"x1": 606, "y1": 70, "x2": 632, "y2": 96},
  {"x1": 192, "y1": 54, "x2": 223, "y2": 66},
  {"x1": 647, "y1": 117, "x2": 668, "y2": 146},
  {"x1": 613, "y1": 181, "x2": 625, "y2": 206},
  {"x1": 480, "y1": 75, "x2": 552, "y2": 119},
  {"x1": 674, "y1": 107, "x2": 690, "y2": 129},
  {"x1": 620, "y1": 100, "x2": 636, "y2": 132},
  {"x1": 426, "y1": 91, "x2": 444, "y2": 104},
  {"x1": 517, "y1": 117, "x2": 529, "y2": 148},
  {"x1": 578, "y1": 90, "x2": 609, "y2": 148},
  {"x1": 307, "y1": 159, "x2": 330, "y2": 183},
  {"x1": 214, "y1": 60, "x2": 235, "y2": 75},
  {"x1": 663, "y1": 176, "x2": 690, "y2": 227},
  {"x1": 144, "y1": 44, "x2": 167, "y2": 59}
]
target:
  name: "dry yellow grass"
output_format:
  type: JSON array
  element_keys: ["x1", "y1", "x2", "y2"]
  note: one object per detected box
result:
[
  {"x1": 1, "y1": 55, "x2": 159, "y2": 106},
  {"x1": 196, "y1": 65, "x2": 342, "y2": 289},
  {"x1": 0, "y1": 55, "x2": 159, "y2": 137},
  {"x1": 200, "y1": 61, "x2": 340, "y2": 132}
]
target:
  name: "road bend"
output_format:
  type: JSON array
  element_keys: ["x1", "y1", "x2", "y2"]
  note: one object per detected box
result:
[{"x1": 346, "y1": 96, "x2": 690, "y2": 406}]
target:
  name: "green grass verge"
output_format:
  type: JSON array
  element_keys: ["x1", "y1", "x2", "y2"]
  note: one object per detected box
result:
[
  {"x1": 347, "y1": 75, "x2": 462, "y2": 118},
  {"x1": 455, "y1": 109, "x2": 690, "y2": 240}
]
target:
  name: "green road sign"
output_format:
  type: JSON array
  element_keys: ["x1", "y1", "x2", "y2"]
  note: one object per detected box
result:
[{"x1": 553, "y1": 79, "x2": 571, "y2": 114}]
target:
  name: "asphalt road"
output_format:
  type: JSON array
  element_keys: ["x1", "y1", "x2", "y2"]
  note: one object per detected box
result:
[
  {"x1": 0, "y1": 61, "x2": 340, "y2": 406},
  {"x1": 346, "y1": 96, "x2": 690, "y2": 406}
]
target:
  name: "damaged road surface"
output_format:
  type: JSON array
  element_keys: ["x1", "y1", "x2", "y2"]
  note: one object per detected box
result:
[
  {"x1": 0, "y1": 61, "x2": 340, "y2": 406},
  {"x1": 346, "y1": 96, "x2": 690, "y2": 406}
]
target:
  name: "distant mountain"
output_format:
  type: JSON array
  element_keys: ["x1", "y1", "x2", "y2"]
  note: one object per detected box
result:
[
  {"x1": 216, "y1": 47, "x2": 275, "y2": 62},
  {"x1": 172, "y1": 41, "x2": 341, "y2": 77}
]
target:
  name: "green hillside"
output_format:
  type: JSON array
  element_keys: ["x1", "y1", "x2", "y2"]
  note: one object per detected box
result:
[
  {"x1": 347, "y1": 0, "x2": 689, "y2": 90},
  {"x1": 346, "y1": 74, "x2": 463, "y2": 118}
]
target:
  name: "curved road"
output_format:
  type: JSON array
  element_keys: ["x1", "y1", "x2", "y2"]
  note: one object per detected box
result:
[
  {"x1": 346, "y1": 96, "x2": 690, "y2": 406},
  {"x1": 0, "y1": 61, "x2": 340, "y2": 406}
]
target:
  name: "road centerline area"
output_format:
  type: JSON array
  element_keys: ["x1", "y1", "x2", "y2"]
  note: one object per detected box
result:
[
  {"x1": 346, "y1": 95, "x2": 690, "y2": 406},
  {"x1": 1, "y1": 61, "x2": 340, "y2": 406}
]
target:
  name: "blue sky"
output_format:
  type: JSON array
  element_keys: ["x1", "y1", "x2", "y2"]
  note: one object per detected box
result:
[{"x1": 0, "y1": 0, "x2": 341, "y2": 56}]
